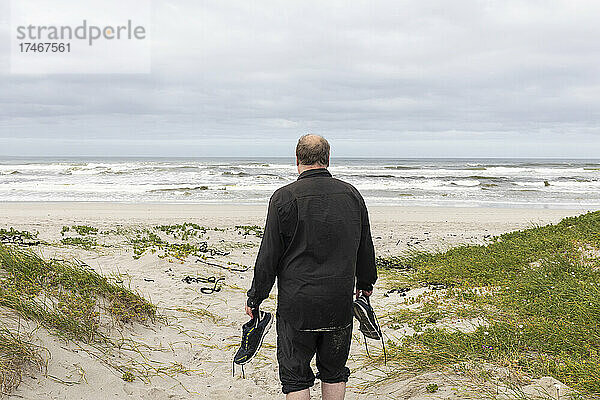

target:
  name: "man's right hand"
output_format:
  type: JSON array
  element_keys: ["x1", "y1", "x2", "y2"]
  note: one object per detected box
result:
[
  {"x1": 355, "y1": 289, "x2": 373, "y2": 299},
  {"x1": 245, "y1": 305, "x2": 255, "y2": 318}
]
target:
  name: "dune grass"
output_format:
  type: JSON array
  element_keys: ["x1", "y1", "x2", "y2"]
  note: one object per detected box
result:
[
  {"x1": 0, "y1": 243, "x2": 158, "y2": 391},
  {"x1": 129, "y1": 227, "x2": 228, "y2": 261},
  {"x1": 378, "y1": 211, "x2": 600, "y2": 395},
  {"x1": 154, "y1": 222, "x2": 213, "y2": 240},
  {"x1": 61, "y1": 225, "x2": 99, "y2": 236},
  {"x1": 59, "y1": 225, "x2": 105, "y2": 249},
  {"x1": 59, "y1": 237, "x2": 99, "y2": 249},
  {"x1": 0, "y1": 327, "x2": 43, "y2": 394},
  {"x1": 0, "y1": 244, "x2": 156, "y2": 341}
]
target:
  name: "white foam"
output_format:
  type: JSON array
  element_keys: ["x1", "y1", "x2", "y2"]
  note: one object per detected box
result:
[{"x1": 1, "y1": 158, "x2": 599, "y2": 207}]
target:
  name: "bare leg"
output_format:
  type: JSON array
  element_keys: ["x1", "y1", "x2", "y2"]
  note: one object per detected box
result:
[
  {"x1": 322, "y1": 382, "x2": 346, "y2": 400},
  {"x1": 286, "y1": 388, "x2": 310, "y2": 400}
]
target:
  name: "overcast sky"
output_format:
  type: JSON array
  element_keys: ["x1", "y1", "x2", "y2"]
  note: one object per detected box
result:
[{"x1": 1, "y1": 0, "x2": 600, "y2": 158}]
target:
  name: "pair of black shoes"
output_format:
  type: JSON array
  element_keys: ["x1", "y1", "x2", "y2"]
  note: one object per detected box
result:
[
  {"x1": 233, "y1": 309, "x2": 272, "y2": 376},
  {"x1": 233, "y1": 295, "x2": 383, "y2": 375}
]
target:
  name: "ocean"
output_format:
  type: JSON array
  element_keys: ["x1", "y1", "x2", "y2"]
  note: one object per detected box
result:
[{"x1": 1, "y1": 157, "x2": 599, "y2": 208}]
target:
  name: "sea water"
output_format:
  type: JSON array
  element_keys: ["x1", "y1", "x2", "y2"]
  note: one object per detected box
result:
[{"x1": 1, "y1": 157, "x2": 599, "y2": 208}]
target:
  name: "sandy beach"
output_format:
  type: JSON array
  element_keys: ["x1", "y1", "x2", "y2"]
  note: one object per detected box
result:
[
  {"x1": 4, "y1": 0, "x2": 600, "y2": 396},
  {"x1": 0, "y1": 203, "x2": 590, "y2": 399}
]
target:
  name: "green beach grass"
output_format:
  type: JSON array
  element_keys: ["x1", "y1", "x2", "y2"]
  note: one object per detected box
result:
[
  {"x1": 377, "y1": 211, "x2": 600, "y2": 395},
  {"x1": 0, "y1": 244, "x2": 156, "y2": 339},
  {"x1": 0, "y1": 327, "x2": 43, "y2": 394},
  {"x1": 0, "y1": 242, "x2": 156, "y2": 391}
]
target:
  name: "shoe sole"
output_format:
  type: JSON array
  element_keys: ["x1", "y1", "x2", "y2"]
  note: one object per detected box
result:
[
  {"x1": 353, "y1": 301, "x2": 381, "y2": 340},
  {"x1": 236, "y1": 315, "x2": 273, "y2": 365}
]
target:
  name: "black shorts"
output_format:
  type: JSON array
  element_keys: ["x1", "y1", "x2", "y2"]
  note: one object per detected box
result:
[{"x1": 276, "y1": 316, "x2": 352, "y2": 394}]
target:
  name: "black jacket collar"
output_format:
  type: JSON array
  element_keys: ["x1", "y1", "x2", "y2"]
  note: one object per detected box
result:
[{"x1": 297, "y1": 168, "x2": 332, "y2": 180}]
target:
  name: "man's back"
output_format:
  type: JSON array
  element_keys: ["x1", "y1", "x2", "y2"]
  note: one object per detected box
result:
[{"x1": 247, "y1": 168, "x2": 376, "y2": 330}]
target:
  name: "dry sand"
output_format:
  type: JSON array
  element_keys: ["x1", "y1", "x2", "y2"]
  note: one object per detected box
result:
[{"x1": 0, "y1": 203, "x2": 589, "y2": 399}]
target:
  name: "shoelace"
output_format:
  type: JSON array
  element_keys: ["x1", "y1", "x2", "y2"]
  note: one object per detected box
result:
[
  {"x1": 361, "y1": 296, "x2": 387, "y2": 365},
  {"x1": 232, "y1": 360, "x2": 245, "y2": 379}
]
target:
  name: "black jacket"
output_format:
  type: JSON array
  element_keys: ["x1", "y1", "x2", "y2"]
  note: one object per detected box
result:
[{"x1": 246, "y1": 168, "x2": 377, "y2": 330}]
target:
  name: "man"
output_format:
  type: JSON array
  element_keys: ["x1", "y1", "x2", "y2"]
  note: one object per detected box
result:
[{"x1": 245, "y1": 134, "x2": 377, "y2": 399}]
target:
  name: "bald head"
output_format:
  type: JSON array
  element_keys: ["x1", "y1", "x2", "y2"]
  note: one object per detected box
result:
[{"x1": 295, "y1": 134, "x2": 330, "y2": 168}]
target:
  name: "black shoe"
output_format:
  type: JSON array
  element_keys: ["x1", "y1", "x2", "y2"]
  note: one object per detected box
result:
[
  {"x1": 353, "y1": 295, "x2": 382, "y2": 340},
  {"x1": 234, "y1": 310, "x2": 273, "y2": 367}
]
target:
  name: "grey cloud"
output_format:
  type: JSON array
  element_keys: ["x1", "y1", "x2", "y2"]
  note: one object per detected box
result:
[{"x1": 1, "y1": 0, "x2": 600, "y2": 157}]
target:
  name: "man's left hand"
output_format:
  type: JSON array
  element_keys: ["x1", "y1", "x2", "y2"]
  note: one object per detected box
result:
[{"x1": 355, "y1": 289, "x2": 373, "y2": 299}]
